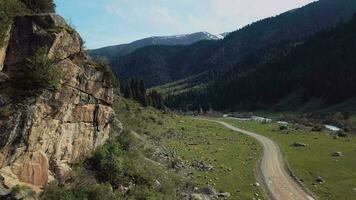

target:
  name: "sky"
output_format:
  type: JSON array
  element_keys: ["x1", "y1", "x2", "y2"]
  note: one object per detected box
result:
[{"x1": 54, "y1": 0, "x2": 315, "y2": 49}]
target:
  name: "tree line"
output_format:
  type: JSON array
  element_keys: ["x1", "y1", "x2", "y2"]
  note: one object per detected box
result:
[
  {"x1": 165, "y1": 14, "x2": 356, "y2": 112},
  {"x1": 121, "y1": 78, "x2": 164, "y2": 110}
]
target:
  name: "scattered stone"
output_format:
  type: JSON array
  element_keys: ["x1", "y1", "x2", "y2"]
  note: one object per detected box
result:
[
  {"x1": 253, "y1": 182, "x2": 260, "y2": 187},
  {"x1": 198, "y1": 187, "x2": 217, "y2": 196},
  {"x1": 277, "y1": 121, "x2": 289, "y2": 125},
  {"x1": 292, "y1": 142, "x2": 308, "y2": 147},
  {"x1": 332, "y1": 152, "x2": 342, "y2": 157},
  {"x1": 315, "y1": 176, "x2": 325, "y2": 183},
  {"x1": 153, "y1": 180, "x2": 161, "y2": 189},
  {"x1": 190, "y1": 193, "x2": 204, "y2": 200},
  {"x1": 217, "y1": 192, "x2": 231, "y2": 198},
  {"x1": 193, "y1": 161, "x2": 214, "y2": 171},
  {"x1": 0, "y1": 186, "x2": 10, "y2": 196},
  {"x1": 324, "y1": 125, "x2": 341, "y2": 132},
  {"x1": 353, "y1": 188, "x2": 356, "y2": 192}
]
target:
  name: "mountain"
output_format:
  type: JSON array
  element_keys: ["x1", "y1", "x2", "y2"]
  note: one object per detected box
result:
[
  {"x1": 108, "y1": 0, "x2": 356, "y2": 87},
  {"x1": 165, "y1": 14, "x2": 356, "y2": 111},
  {"x1": 220, "y1": 32, "x2": 231, "y2": 38},
  {"x1": 89, "y1": 31, "x2": 223, "y2": 61}
]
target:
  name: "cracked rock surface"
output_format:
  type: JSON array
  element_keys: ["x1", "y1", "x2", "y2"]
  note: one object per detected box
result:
[{"x1": 0, "y1": 14, "x2": 121, "y2": 191}]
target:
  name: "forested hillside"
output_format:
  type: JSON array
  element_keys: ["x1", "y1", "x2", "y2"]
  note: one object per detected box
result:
[
  {"x1": 165, "y1": 15, "x2": 356, "y2": 111},
  {"x1": 110, "y1": 0, "x2": 356, "y2": 87}
]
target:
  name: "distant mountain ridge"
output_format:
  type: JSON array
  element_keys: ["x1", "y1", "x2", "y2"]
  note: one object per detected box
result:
[
  {"x1": 106, "y1": 0, "x2": 356, "y2": 87},
  {"x1": 89, "y1": 31, "x2": 224, "y2": 61},
  {"x1": 165, "y1": 14, "x2": 356, "y2": 111}
]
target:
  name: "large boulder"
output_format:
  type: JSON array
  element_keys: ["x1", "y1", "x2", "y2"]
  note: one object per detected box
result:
[{"x1": 0, "y1": 14, "x2": 121, "y2": 191}]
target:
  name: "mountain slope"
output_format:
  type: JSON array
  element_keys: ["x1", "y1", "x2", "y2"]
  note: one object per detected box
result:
[
  {"x1": 89, "y1": 31, "x2": 223, "y2": 61},
  {"x1": 165, "y1": 14, "x2": 356, "y2": 111},
  {"x1": 110, "y1": 0, "x2": 356, "y2": 87}
]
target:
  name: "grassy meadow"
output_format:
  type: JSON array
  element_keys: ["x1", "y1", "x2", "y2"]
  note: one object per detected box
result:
[
  {"x1": 222, "y1": 118, "x2": 356, "y2": 200},
  {"x1": 166, "y1": 119, "x2": 266, "y2": 200},
  {"x1": 115, "y1": 97, "x2": 267, "y2": 199}
]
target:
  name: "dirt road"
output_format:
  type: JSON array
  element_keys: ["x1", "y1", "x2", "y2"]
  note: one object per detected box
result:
[{"x1": 198, "y1": 119, "x2": 315, "y2": 200}]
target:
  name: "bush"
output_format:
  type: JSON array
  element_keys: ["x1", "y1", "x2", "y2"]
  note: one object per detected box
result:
[
  {"x1": 95, "y1": 58, "x2": 119, "y2": 89},
  {"x1": 279, "y1": 125, "x2": 288, "y2": 131},
  {"x1": 41, "y1": 183, "x2": 74, "y2": 200},
  {"x1": 18, "y1": 0, "x2": 55, "y2": 13},
  {"x1": 337, "y1": 131, "x2": 348, "y2": 137},
  {"x1": 90, "y1": 139, "x2": 126, "y2": 187},
  {"x1": 41, "y1": 182, "x2": 118, "y2": 200},
  {"x1": 0, "y1": 0, "x2": 28, "y2": 47},
  {"x1": 126, "y1": 186, "x2": 167, "y2": 200},
  {"x1": 15, "y1": 48, "x2": 62, "y2": 92}
]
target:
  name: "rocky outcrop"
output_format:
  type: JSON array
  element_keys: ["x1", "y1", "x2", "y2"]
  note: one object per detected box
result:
[
  {"x1": 0, "y1": 25, "x2": 11, "y2": 71},
  {"x1": 0, "y1": 14, "x2": 121, "y2": 191}
]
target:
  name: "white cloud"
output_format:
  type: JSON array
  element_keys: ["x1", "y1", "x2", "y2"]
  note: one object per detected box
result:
[
  {"x1": 61, "y1": 0, "x2": 316, "y2": 48},
  {"x1": 209, "y1": 0, "x2": 315, "y2": 29},
  {"x1": 105, "y1": 0, "x2": 180, "y2": 32}
]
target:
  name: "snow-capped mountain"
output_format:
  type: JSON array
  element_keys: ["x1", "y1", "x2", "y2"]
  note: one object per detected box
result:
[{"x1": 89, "y1": 32, "x2": 224, "y2": 61}]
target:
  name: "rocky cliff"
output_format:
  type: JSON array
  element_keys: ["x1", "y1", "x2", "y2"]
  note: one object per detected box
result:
[{"x1": 0, "y1": 14, "x2": 120, "y2": 191}]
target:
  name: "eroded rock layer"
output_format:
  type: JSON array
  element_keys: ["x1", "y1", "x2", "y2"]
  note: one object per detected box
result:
[{"x1": 0, "y1": 14, "x2": 119, "y2": 190}]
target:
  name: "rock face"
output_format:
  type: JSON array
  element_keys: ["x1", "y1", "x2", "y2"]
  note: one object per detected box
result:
[
  {"x1": 0, "y1": 14, "x2": 120, "y2": 190},
  {"x1": 0, "y1": 25, "x2": 11, "y2": 71}
]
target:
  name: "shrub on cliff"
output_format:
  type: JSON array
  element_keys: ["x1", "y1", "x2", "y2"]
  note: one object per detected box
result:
[
  {"x1": 0, "y1": 0, "x2": 28, "y2": 47},
  {"x1": 0, "y1": 0, "x2": 56, "y2": 46},
  {"x1": 16, "y1": 48, "x2": 62, "y2": 92},
  {"x1": 95, "y1": 58, "x2": 120, "y2": 89},
  {"x1": 19, "y1": 0, "x2": 55, "y2": 13}
]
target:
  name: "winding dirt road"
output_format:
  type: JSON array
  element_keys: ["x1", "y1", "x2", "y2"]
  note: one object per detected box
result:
[{"x1": 197, "y1": 118, "x2": 315, "y2": 200}]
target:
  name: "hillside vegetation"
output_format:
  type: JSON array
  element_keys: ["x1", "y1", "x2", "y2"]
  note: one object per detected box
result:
[
  {"x1": 108, "y1": 0, "x2": 356, "y2": 87},
  {"x1": 222, "y1": 118, "x2": 356, "y2": 200},
  {"x1": 166, "y1": 14, "x2": 356, "y2": 114}
]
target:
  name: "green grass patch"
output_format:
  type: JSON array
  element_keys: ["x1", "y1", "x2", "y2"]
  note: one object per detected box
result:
[
  {"x1": 114, "y1": 96, "x2": 269, "y2": 199},
  {"x1": 166, "y1": 119, "x2": 266, "y2": 200},
  {"x1": 114, "y1": 95, "x2": 176, "y2": 138},
  {"x1": 222, "y1": 118, "x2": 356, "y2": 200}
]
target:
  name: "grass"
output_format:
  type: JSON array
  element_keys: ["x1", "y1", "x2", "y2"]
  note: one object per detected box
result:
[
  {"x1": 114, "y1": 95, "x2": 176, "y2": 137},
  {"x1": 166, "y1": 119, "x2": 266, "y2": 200},
  {"x1": 221, "y1": 118, "x2": 356, "y2": 200},
  {"x1": 151, "y1": 72, "x2": 209, "y2": 97},
  {"x1": 115, "y1": 97, "x2": 267, "y2": 199}
]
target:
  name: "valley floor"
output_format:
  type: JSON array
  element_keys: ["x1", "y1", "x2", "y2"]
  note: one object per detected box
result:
[
  {"x1": 166, "y1": 118, "x2": 265, "y2": 199},
  {"x1": 115, "y1": 98, "x2": 356, "y2": 199},
  {"x1": 221, "y1": 118, "x2": 356, "y2": 200}
]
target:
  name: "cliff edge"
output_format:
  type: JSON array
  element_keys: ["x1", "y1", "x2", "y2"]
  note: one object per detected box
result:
[{"x1": 0, "y1": 14, "x2": 120, "y2": 191}]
